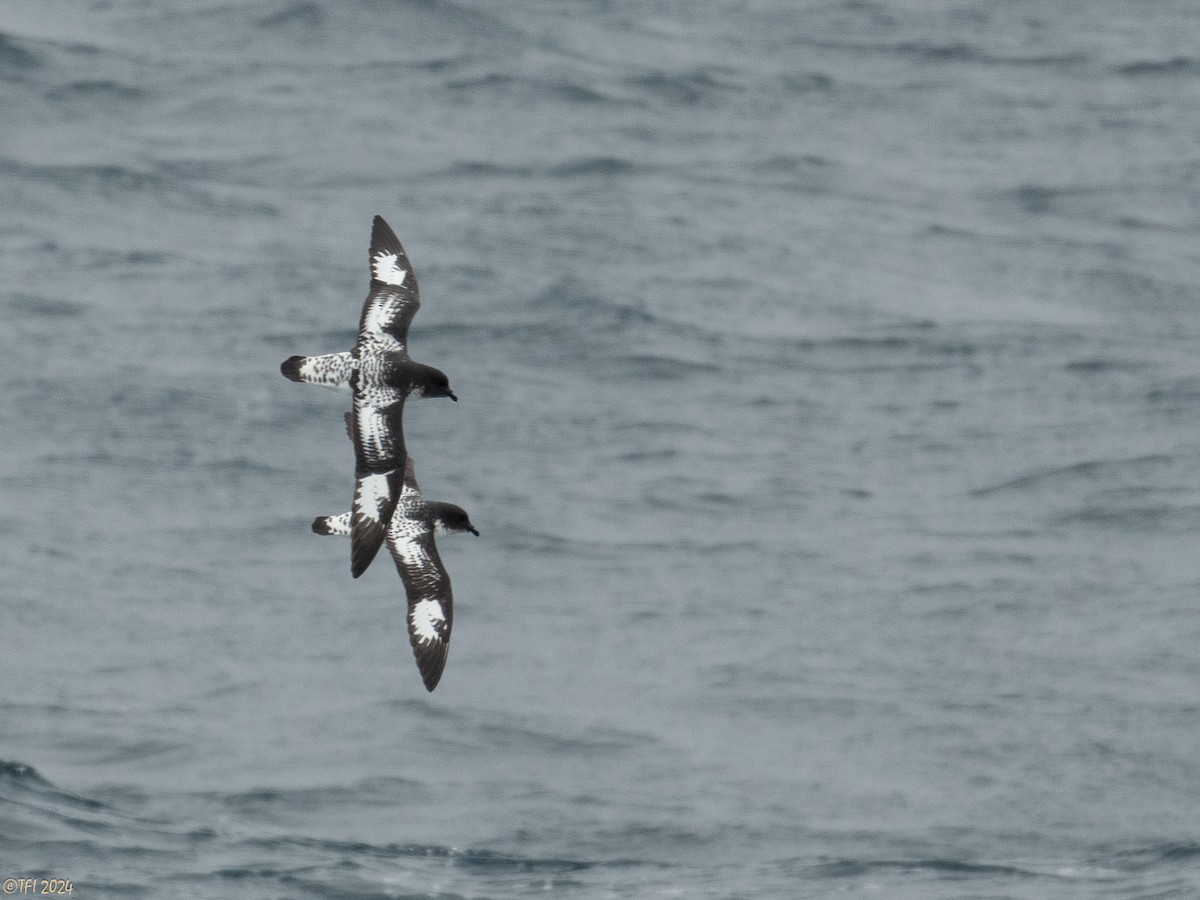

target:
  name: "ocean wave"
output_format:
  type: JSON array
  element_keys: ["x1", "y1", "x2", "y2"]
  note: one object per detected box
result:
[
  {"x1": 547, "y1": 156, "x2": 637, "y2": 178},
  {"x1": 7, "y1": 293, "x2": 88, "y2": 318},
  {"x1": 798, "y1": 854, "x2": 1046, "y2": 880},
  {"x1": 445, "y1": 69, "x2": 631, "y2": 106},
  {"x1": 970, "y1": 455, "x2": 1175, "y2": 497},
  {"x1": 720, "y1": 328, "x2": 981, "y2": 376},
  {"x1": 427, "y1": 160, "x2": 536, "y2": 180},
  {"x1": 0, "y1": 32, "x2": 46, "y2": 77},
  {"x1": 473, "y1": 719, "x2": 657, "y2": 757},
  {"x1": 780, "y1": 71, "x2": 835, "y2": 93},
  {"x1": 1115, "y1": 56, "x2": 1200, "y2": 77},
  {"x1": 0, "y1": 159, "x2": 279, "y2": 217},
  {"x1": 425, "y1": 155, "x2": 644, "y2": 181},
  {"x1": 43, "y1": 78, "x2": 148, "y2": 103},
  {"x1": 1147, "y1": 375, "x2": 1200, "y2": 403},
  {"x1": 1052, "y1": 501, "x2": 1200, "y2": 532},
  {"x1": 247, "y1": 0, "x2": 525, "y2": 48},
  {"x1": 744, "y1": 153, "x2": 838, "y2": 193},
  {"x1": 803, "y1": 35, "x2": 1087, "y2": 70},
  {"x1": 214, "y1": 776, "x2": 427, "y2": 815},
  {"x1": 0, "y1": 759, "x2": 49, "y2": 784},
  {"x1": 0, "y1": 759, "x2": 155, "y2": 832},
  {"x1": 622, "y1": 66, "x2": 743, "y2": 106},
  {"x1": 1063, "y1": 357, "x2": 1152, "y2": 374},
  {"x1": 609, "y1": 354, "x2": 720, "y2": 380},
  {"x1": 254, "y1": 0, "x2": 326, "y2": 30}
]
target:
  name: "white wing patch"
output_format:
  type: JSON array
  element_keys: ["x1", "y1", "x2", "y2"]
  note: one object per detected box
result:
[
  {"x1": 355, "y1": 472, "x2": 393, "y2": 522},
  {"x1": 410, "y1": 598, "x2": 446, "y2": 645},
  {"x1": 372, "y1": 251, "x2": 407, "y2": 286},
  {"x1": 355, "y1": 411, "x2": 399, "y2": 468},
  {"x1": 360, "y1": 294, "x2": 399, "y2": 337},
  {"x1": 390, "y1": 528, "x2": 433, "y2": 568}
]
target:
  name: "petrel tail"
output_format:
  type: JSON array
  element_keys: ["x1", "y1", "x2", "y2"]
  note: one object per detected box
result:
[
  {"x1": 280, "y1": 356, "x2": 305, "y2": 382},
  {"x1": 279, "y1": 351, "x2": 355, "y2": 389},
  {"x1": 312, "y1": 514, "x2": 351, "y2": 536}
]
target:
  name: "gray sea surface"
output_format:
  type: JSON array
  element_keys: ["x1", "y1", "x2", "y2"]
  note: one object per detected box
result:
[{"x1": 3, "y1": 1, "x2": 1200, "y2": 897}]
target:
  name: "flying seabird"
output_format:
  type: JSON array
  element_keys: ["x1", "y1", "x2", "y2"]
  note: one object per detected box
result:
[
  {"x1": 313, "y1": 456, "x2": 478, "y2": 691},
  {"x1": 281, "y1": 216, "x2": 457, "y2": 578}
]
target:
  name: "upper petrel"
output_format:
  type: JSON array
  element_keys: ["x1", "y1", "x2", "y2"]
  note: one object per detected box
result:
[
  {"x1": 313, "y1": 456, "x2": 478, "y2": 691},
  {"x1": 281, "y1": 216, "x2": 457, "y2": 577}
]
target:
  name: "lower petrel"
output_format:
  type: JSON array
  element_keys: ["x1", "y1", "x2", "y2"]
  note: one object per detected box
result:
[{"x1": 313, "y1": 456, "x2": 478, "y2": 692}]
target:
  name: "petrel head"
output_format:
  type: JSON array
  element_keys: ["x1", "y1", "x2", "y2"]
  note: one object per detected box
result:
[
  {"x1": 429, "y1": 502, "x2": 479, "y2": 537},
  {"x1": 412, "y1": 363, "x2": 457, "y2": 401}
]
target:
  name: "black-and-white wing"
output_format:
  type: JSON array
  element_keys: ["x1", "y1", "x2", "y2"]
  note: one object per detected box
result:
[
  {"x1": 280, "y1": 351, "x2": 354, "y2": 390},
  {"x1": 358, "y1": 215, "x2": 420, "y2": 349},
  {"x1": 349, "y1": 381, "x2": 406, "y2": 578},
  {"x1": 388, "y1": 479, "x2": 455, "y2": 691},
  {"x1": 348, "y1": 218, "x2": 419, "y2": 573}
]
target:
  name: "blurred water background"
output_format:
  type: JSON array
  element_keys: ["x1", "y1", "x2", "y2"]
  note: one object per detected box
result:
[{"x1": 3, "y1": 1, "x2": 1200, "y2": 897}]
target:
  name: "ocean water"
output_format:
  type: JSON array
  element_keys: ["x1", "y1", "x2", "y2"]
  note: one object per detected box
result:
[{"x1": 4, "y1": 0, "x2": 1200, "y2": 896}]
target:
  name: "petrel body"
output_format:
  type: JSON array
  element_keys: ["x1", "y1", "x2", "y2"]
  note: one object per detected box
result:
[
  {"x1": 312, "y1": 501, "x2": 477, "y2": 540},
  {"x1": 313, "y1": 457, "x2": 478, "y2": 691},
  {"x1": 280, "y1": 216, "x2": 457, "y2": 578}
]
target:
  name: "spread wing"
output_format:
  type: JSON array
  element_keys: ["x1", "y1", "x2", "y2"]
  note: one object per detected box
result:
[
  {"x1": 359, "y1": 215, "x2": 420, "y2": 349},
  {"x1": 388, "y1": 475, "x2": 453, "y2": 691},
  {"x1": 280, "y1": 351, "x2": 354, "y2": 390},
  {"x1": 349, "y1": 381, "x2": 407, "y2": 578}
]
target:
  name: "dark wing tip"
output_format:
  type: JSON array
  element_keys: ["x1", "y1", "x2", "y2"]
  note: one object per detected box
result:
[
  {"x1": 370, "y1": 215, "x2": 403, "y2": 257},
  {"x1": 350, "y1": 522, "x2": 387, "y2": 578},
  {"x1": 416, "y1": 646, "x2": 448, "y2": 691},
  {"x1": 281, "y1": 356, "x2": 304, "y2": 381},
  {"x1": 311, "y1": 516, "x2": 333, "y2": 535}
]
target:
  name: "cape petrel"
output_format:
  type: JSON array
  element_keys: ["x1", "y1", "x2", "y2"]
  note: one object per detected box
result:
[
  {"x1": 313, "y1": 456, "x2": 478, "y2": 691},
  {"x1": 281, "y1": 216, "x2": 457, "y2": 578}
]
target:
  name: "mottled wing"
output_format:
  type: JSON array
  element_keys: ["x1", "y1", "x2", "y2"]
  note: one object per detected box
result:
[
  {"x1": 388, "y1": 486, "x2": 454, "y2": 692},
  {"x1": 349, "y1": 382, "x2": 406, "y2": 578},
  {"x1": 280, "y1": 351, "x2": 354, "y2": 390},
  {"x1": 358, "y1": 215, "x2": 420, "y2": 349}
]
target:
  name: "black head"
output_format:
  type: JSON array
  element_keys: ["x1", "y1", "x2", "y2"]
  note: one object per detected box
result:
[
  {"x1": 430, "y1": 502, "x2": 479, "y2": 536},
  {"x1": 414, "y1": 363, "x2": 457, "y2": 401}
]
